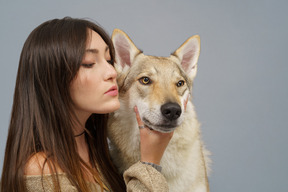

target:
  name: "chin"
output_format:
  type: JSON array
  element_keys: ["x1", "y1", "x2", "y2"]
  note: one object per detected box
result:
[
  {"x1": 110, "y1": 101, "x2": 120, "y2": 112},
  {"x1": 99, "y1": 100, "x2": 120, "y2": 114}
]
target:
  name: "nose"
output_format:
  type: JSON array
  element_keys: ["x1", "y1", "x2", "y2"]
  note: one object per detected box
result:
[
  {"x1": 104, "y1": 61, "x2": 117, "y2": 81},
  {"x1": 161, "y1": 102, "x2": 182, "y2": 121}
]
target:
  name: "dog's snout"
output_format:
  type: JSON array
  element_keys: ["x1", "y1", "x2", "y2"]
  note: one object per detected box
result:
[{"x1": 161, "y1": 102, "x2": 182, "y2": 121}]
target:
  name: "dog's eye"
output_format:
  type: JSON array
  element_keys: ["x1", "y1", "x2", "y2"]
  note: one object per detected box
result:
[
  {"x1": 139, "y1": 77, "x2": 152, "y2": 85},
  {"x1": 176, "y1": 80, "x2": 185, "y2": 87},
  {"x1": 107, "y1": 60, "x2": 113, "y2": 65}
]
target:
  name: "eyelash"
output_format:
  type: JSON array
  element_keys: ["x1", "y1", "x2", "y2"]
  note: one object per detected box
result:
[
  {"x1": 81, "y1": 59, "x2": 113, "y2": 68},
  {"x1": 81, "y1": 63, "x2": 94, "y2": 68}
]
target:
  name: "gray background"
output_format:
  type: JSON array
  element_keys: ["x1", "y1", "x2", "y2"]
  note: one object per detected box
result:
[{"x1": 0, "y1": 0, "x2": 287, "y2": 191}]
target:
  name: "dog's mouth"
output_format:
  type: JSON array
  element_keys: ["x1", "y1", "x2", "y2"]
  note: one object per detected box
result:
[{"x1": 142, "y1": 117, "x2": 178, "y2": 133}]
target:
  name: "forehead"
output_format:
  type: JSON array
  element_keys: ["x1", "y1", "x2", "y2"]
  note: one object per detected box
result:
[
  {"x1": 133, "y1": 56, "x2": 182, "y2": 75},
  {"x1": 86, "y1": 30, "x2": 107, "y2": 49},
  {"x1": 129, "y1": 55, "x2": 191, "y2": 87}
]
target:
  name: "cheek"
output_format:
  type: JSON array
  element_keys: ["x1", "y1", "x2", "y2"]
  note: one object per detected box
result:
[
  {"x1": 70, "y1": 73, "x2": 93, "y2": 101},
  {"x1": 71, "y1": 75, "x2": 86, "y2": 93},
  {"x1": 80, "y1": 75, "x2": 92, "y2": 90},
  {"x1": 77, "y1": 72, "x2": 99, "y2": 92},
  {"x1": 70, "y1": 78, "x2": 82, "y2": 104}
]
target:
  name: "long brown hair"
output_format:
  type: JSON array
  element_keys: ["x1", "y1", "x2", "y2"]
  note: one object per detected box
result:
[{"x1": 1, "y1": 17, "x2": 126, "y2": 192}]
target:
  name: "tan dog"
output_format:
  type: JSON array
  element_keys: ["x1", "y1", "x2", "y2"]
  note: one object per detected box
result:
[{"x1": 108, "y1": 29, "x2": 211, "y2": 192}]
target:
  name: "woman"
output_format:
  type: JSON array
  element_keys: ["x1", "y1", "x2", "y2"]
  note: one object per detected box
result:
[{"x1": 0, "y1": 17, "x2": 173, "y2": 191}]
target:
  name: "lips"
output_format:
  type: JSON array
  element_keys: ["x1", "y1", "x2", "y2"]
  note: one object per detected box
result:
[{"x1": 105, "y1": 85, "x2": 118, "y2": 96}]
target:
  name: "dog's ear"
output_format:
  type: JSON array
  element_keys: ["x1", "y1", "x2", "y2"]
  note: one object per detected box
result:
[
  {"x1": 112, "y1": 29, "x2": 141, "y2": 71},
  {"x1": 172, "y1": 35, "x2": 200, "y2": 80}
]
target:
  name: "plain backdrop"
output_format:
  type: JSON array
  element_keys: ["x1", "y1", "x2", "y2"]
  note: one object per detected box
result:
[{"x1": 0, "y1": 0, "x2": 287, "y2": 191}]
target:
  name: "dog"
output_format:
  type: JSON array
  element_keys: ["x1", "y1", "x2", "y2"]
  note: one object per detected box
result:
[{"x1": 107, "y1": 29, "x2": 211, "y2": 192}]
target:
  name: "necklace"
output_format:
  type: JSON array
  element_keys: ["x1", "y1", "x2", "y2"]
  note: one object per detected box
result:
[{"x1": 74, "y1": 130, "x2": 86, "y2": 137}]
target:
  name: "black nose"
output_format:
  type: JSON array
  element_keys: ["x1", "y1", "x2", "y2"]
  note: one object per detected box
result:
[{"x1": 161, "y1": 102, "x2": 182, "y2": 121}]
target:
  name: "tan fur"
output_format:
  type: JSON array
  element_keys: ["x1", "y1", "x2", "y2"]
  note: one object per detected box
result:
[{"x1": 108, "y1": 29, "x2": 211, "y2": 192}]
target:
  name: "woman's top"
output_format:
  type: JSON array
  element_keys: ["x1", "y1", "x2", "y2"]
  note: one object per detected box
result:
[{"x1": 25, "y1": 161, "x2": 168, "y2": 192}]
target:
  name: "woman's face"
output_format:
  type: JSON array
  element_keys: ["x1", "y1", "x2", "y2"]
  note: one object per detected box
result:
[{"x1": 70, "y1": 30, "x2": 120, "y2": 121}]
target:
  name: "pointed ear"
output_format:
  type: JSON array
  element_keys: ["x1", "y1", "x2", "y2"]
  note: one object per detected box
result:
[
  {"x1": 112, "y1": 29, "x2": 141, "y2": 71},
  {"x1": 172, "y1": 35, "x2": 200, "y2": 80}
]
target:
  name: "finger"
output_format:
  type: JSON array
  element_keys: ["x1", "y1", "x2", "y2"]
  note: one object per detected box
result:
[
  {"x1": 184, "y1": 94, "x2": 189, "y2": 111},
  {"x1": 134, "y1": 106, "x2": 144, "y2": 127}
]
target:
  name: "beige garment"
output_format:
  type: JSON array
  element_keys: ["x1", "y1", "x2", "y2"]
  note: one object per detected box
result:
[
  {"x1": 25, "y1": 173, "x2": 102, "y2": 192},
  {"x1": 124, "y1": 162, "x2": 169, "y2": 192},
  {"x1": 24, "y1": 162, "x2": 168, "y2": 192}
]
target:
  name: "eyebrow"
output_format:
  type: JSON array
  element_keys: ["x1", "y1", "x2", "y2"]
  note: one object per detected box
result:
[{"x1": 85, "y1": 46, "x2": 109, "y2": 54}]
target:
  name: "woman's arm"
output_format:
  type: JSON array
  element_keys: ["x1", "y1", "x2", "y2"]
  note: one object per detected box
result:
[
  {"x1": 123, "y1": 161, "x2": 168, "y2": 192},
  {"x1": 123, "y1": 106, "x2": 173, "y2": 191}
]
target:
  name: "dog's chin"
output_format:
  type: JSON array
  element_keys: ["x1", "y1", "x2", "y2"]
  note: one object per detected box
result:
[
  {"x1": 143, "y1": 118, "x2": 178, "y2": 133},
  {"x1": 143, "y1": 117, "x2": 180, "y2": 133},
  {"x1": 151, "y1": 126, "x2": 176, "y2": 133}
]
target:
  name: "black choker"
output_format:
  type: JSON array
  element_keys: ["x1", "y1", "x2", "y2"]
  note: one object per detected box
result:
[{"x1": 74, "y1": 130, "x2": 86, "y2": 137}]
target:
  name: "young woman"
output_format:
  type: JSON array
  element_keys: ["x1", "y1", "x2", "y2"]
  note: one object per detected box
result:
[{"x1": 0, "y1": 17, "x2": 173, "y2": 191}]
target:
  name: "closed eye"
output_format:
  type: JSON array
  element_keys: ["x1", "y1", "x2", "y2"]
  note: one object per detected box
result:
[{"x1": 81, "y1": 63, "x2": 95, "y2": 68}]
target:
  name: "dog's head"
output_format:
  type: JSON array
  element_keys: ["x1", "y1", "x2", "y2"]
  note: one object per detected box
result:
[{"x1": 112, "y1": 29, "x2": 200, "y2": 133}]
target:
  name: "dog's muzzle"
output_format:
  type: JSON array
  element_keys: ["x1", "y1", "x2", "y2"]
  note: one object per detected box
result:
[{"x1": 142, "y1": 102, "x2": 182, "y2": 133}]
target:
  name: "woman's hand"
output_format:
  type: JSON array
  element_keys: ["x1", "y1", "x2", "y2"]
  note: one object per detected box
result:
[{"x1": 134, "y1": 106, "x2": 174, "y2": 165}]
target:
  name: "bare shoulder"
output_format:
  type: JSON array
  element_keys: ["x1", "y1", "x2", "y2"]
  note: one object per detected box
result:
[{"x1": 25, "y1": 152, "x2": 63, "y2": 176}]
